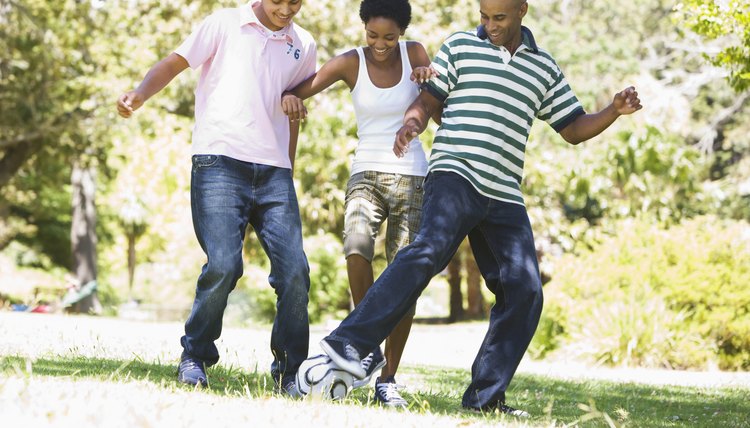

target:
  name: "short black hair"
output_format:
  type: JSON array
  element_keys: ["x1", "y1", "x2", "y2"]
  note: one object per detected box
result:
[{"x1": 359, "y1": 0, "x2": 412, "y2": 30}]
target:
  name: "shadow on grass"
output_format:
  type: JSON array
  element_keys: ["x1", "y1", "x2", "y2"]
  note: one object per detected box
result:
[
  {"x1": 2, "y1": 355, "x2": 749, "y2": 427},
  {"x1": 408, "y1": 365, "x2": 750, "y2": 427},
  {"x1": 0, "y1": 355, "x2": 275, "y2": 397}
]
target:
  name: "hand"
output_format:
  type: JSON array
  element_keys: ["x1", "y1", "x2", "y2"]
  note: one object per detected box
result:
[
  {"x1": 613, "y1": 86, "x2": 642, "y2": 116},
  {"x1": 410, "y1": 66, "x2": 439, "y2": 84},
  {"x1": 116, "y1": 91, "x2": 145, "y2": 118},
  {"x1": 393, "y1": 123, "x2": 420, "y2": 158},
  {"x1": 281, "y1": 92, "x2": 307, "y2": 122}
]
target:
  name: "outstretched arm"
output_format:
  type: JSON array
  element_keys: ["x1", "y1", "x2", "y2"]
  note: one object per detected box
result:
[
  {"x1": 559, "y1": 86, "x2": 642, "y2": 144},
  {"x1": 116, "y1": 53, "x2": 189, "y2": 118},
  {"x1": 281, "y1": 51, "x2": 357, "y2": 121},
  {"x1": 393, "y1": 90, "x2": 444, "y2": 158}
]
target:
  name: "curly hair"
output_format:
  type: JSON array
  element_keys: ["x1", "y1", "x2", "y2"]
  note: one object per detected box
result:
[{"x1": 359, "y1": 0, "x2": 412, "y2": 30}]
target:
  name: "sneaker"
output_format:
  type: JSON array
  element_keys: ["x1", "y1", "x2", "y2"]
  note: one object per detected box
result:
[
  {"x1": 177, "y1": 352, "x2": 208, "y2": 387},
  {"x1": 278, "y1": 375, "x2": 302, "y2": 399},
  {"x1": 351, "y1": 348, "x2": 386, "y2": 389},
  {"x1": 374, "y1": 376, "x2": 408, "y2": 408},
  {"x1": 464, "y1": 402, "x2": 530, "y2": 418},
  {"x1": 320, "y1": 338, "x2": 366, "y2": 379}
]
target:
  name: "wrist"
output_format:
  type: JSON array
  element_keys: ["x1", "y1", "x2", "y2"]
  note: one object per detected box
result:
[
  {"x1": 404, "y1": 117, "x2": 424, "y2": 131},
  {"x1": 607, "y1": 102, "x2": 621, "y2": 118}
]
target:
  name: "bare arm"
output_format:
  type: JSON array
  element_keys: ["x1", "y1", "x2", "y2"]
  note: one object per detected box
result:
[
  {"x1": 394, "y1": 90, "x2": 444, "y2": 158},
  {"x1": 116, "y1": 53, "x2": 189, "y2": 118},
  {"x1": 282, "y1": 51, "x2": 357, "y2": 121},
  {"x1": 289, "y1": 119, "x2": 300, "y2": 169},
  {"x1": 407, "y1": 41, "x2": 443, "y2": 125},
  {"x1": 559, "y1": 86, "x2": 642, "y2": 144}
]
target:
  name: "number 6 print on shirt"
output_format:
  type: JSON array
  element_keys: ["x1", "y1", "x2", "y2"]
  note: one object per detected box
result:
[{"x1": 286, "y1": 42, "x2": 301, "y2": 60}]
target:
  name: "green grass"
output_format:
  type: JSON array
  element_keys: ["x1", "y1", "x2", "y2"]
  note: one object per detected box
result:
[{"x1": 2, "y1": 355, "x2": 748, "y2": 427}]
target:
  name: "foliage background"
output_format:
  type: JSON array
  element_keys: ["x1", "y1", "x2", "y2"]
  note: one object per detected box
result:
[{"x1": 1, "y1": 0, "x2": 748, "y2": 370}]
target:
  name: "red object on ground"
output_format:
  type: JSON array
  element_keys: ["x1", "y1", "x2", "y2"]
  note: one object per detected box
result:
[{"x1": 30, "y1": 305, "x2": 53, "y2": 314}]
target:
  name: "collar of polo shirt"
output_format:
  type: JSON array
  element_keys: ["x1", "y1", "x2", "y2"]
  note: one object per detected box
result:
[
  {"x1": 517, "y1": 26, "x2": 539, "y2": 54},
  {"x1": 242, "y1": 1, "x2": 294, "y2": 43}
]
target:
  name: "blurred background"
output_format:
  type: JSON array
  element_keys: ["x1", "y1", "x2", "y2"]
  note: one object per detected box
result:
[{"x1": 1, "y1": 0, "x2": 748, "y2": 372}]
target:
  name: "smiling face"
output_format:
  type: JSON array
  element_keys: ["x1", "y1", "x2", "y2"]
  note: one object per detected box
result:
[
  {"x1": 255, "y1": 0, "x2": 302, "y2": 31},
  {"x1": 364, "y1": 16, "x2": 404, "y2": 62},
  {"x1": 479, "y1": 0, "x2": 527, "y2": 48}
]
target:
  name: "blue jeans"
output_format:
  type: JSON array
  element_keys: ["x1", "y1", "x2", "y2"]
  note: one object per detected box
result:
[
  {"x1": 181, "y1": 155, "x2": 310, "y2": 382},
  {"x1": 327, "y1": 171, "x2": 543, "y2": 408}
]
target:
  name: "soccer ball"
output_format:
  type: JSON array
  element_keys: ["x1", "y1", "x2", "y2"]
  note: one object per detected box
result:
[{"x1": 295, "y1": 354, "x2": 353, "y2": 400}]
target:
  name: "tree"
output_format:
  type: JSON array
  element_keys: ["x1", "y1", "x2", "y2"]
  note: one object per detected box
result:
[
  {"x1": 116, "y1": 193, "x2": 148, "y2": 301},
  {"x1": 677, "y1": 0, "x2": 750, "y2": 92},
  {"x1": 446, "y1": 241, "x2": 486, "y2": 322},
  {"x1": 68, "y1": 162, "x2": 101, "y2": 314}
]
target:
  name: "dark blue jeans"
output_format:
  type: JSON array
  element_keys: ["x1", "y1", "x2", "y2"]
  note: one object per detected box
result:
[
  {"x1": 327, "y1": 171, "x2": 543, "y2": 408},
  {"x1": 181, "y1": 155, "x2": 310, "y2": 382}
]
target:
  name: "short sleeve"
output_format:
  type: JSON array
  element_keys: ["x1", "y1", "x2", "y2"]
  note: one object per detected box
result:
[
  {"x1": 174, "y1": 12, "x2": 225, "y2": 69},
  {"x1": 536, "y1": 67, "x2": 585, "y2": 133},
  {"x1": 286, "y1": 38, "x2": 317, "y2": 90},
  {"x1": 423, "y1": 36, "x2": 458, "y2": 103}
]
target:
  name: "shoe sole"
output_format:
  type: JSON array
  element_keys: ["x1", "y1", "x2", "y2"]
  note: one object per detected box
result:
[
  {"x1": 377, "y1": 399, "x2": 408, "y2": 408},
  {"x1": 320, "y1": 339, "x2": 367, "y2": 379},
  {"x1": 351, "y1": 358, "x2": 387, "y2": 388},
  {"x1": 178, "y1": 376, "x2": 208, "y2": 387}
]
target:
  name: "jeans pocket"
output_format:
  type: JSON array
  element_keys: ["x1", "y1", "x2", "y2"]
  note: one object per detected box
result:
[{"x1": 192, "y1": 154, "x2": 219, "y2": 170}]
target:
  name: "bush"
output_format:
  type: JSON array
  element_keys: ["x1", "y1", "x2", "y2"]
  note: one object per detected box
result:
[
  {"x1": 304, "y1": 233, "x2": 352, "y2": 323},
  {"x1": 238, "y1": 232, "x2": 351, "y2": 325},
  {"x1": 536, "y1": 216, "x2": 750, "y2": 370}
]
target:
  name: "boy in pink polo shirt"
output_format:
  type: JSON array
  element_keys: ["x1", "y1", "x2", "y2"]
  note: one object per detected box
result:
[{"x1": 116, "y1": 0, "x2": 316, "y2": 395}]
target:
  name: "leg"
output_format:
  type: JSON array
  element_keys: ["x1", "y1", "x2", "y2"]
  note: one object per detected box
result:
[
  {"x1": 343, "y1": 172, "x2": 389, "y2": 385},
  {"x1": 380, "y1": 173, "x2": 424, "y2": 378},
  {"x1": 461, "y1": 200, "x2": 543, "y2": 409},
  {"x1": 347, "y1": 255, "x2": 375, "y2": 304},
  {"x1": 342, "y1": 172, "x2": 386, "y2": 306},
  {"x1": 250, "y1": 164, "x2": 310, "y2": 382},
  {"x1": 181, "y1": 155, "x2": 251, "y2": 366},
  {"x1": 326, "y1": 172, "x2": 484, "y2": 357}
]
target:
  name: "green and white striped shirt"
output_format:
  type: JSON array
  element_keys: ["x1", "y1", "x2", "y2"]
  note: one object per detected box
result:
[{"x1": 424, "y1": 26, "x2": 584, "y2": 206}]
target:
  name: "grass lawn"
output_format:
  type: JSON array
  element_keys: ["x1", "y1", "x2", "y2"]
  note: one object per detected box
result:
[{"x1": 1, "y1": 354, "x2": 748, "y2": 427}]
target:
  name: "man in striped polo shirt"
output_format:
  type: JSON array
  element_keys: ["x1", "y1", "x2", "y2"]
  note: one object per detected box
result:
[{"x1": 318, "y1": 0, "x2": 641, "y2": 416}]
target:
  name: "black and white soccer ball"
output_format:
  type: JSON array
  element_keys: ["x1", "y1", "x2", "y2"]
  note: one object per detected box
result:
[{"x1": 295, "y1": 354, "x2": 353, "y2": 400}]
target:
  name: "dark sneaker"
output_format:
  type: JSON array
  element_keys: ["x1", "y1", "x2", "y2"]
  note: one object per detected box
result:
[
  {"x1": 177, "y1": 352, "x2": 208, "y2": 387},
  {"x1": 374, "y1": 376, "x2": 408, "y2": 408},
  {"x1": 352, "y1": 348, "x2": 386, "y2": 389},
  {"x1": 464, "y1": 402, "x2": 530, "y2": 418},
  {"x1": 320, "y1": 338, "x2": 366, "y2": 379}
]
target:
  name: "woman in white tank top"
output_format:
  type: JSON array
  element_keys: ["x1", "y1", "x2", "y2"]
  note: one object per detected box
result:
[{"x1": 282, "y1": 0, "x2": 440, "y2": 407}]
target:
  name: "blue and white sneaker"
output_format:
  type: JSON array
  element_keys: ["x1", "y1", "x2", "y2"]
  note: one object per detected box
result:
[
  {"x1": 352, "y1": 348, "x2": 386, "y2": 389},
  {"x1": 177, "y1": 352, "x2": 208, "y2": 387},
  {"x1": 278, "y1": 375, "x2": 302, "y2": 399},
  {"x1": 374, "y1": 376, "x2": 408, "y2": 408},
  {"x1": 320, "y1": 337, "x2": 367, "y2": 379}
]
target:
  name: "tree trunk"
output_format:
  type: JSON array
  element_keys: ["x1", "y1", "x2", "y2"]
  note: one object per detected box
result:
[
  {"x1": 465, "y1": 251, "x2": 486, "y2": 319},
  {"x1": 447, "y1": 250, "x2": 464, "y2": 323},
  {"x1": 71, "y1": 164, "x2": 101, "y2": 314},
  {"x1": 0, "y1": 140, "x2": 43, "y2": 190}
]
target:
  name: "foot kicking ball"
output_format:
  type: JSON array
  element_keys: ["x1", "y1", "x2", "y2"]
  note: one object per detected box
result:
[{"x1": 295, "y1": 354, "x2": 353, "y2": 400}]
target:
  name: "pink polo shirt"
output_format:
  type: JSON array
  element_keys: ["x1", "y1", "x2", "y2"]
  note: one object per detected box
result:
[{"x1": 175, "y1": 2, "x2": 317, "y2": 168}]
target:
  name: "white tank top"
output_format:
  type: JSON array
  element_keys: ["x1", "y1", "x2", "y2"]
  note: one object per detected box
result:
[{"x1": 350, "y1": 41, "x2": 428, "y2": 177}]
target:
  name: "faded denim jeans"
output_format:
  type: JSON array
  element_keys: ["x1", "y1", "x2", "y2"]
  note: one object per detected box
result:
[
  {"x1": 327, "y1": 171, "x2": 543, "y2": 408},
  {"x1": 181, "y1": 155, "x2": 310, "y2": 382}
]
